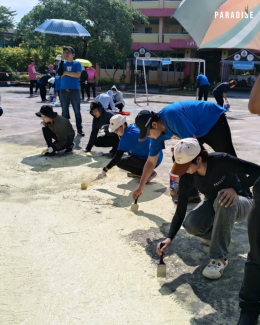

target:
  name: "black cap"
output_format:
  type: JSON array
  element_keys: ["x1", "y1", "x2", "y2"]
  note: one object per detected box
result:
[
  {"x1": 135, "y1": 110, "x2": 154, "y2": 142},
  {"x1": 63, "y1": 46, "x2": 75, "y2": 54},
  {"x1": 35, "y1": 105, "x2": 58, "y2": 119}
]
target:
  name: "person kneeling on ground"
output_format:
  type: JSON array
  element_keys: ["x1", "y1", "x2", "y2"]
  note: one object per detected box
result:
[
  {"x1": 94, "y1": 93, "x2": 116, "y2": 111},
  {"x1": 107, "y1": 85, "x2": 125, "y2": 112},
  {"x1": 84, "y1": 101, "x2": 119, "y2": 157},
  {"x1": 157, "y1": 138, "x2": 260, "y2": 280},
  {"x1": 36, "y1": 105, "x2": 75, "y2": 156},
  {"x1": 95, "y1": 115, "x2": 163, "y2": 181}
]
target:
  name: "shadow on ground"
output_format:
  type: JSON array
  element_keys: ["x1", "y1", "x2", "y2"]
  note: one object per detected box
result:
[
  {"x1": 21, "y1": 153, "x2": 91, "y2": 172},
  {"x1": 128, "y1": 219, "x2": 250, "y2": 324}
]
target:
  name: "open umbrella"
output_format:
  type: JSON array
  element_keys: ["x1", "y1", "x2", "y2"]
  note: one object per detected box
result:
[
  {"x1": 34, "y1": 19, "x2": 91, "y2": 37},
  {"x1": 75, "y1": 59, "x2": 92, "y2": 67},
  {"x1": 172, "y1": 0, "x2": 260, "y2": 50}
]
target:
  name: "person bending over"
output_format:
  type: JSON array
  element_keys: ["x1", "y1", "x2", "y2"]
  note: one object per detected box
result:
[
  {"x1": 95, "y1": 114, "x2": 163, "y2": 181},
  {"x1": 84, "y1": 101, "x2": 119, "y2": 157},
  {"x1": 157, "y1": 138, "x2": 260, "y2": 280}
]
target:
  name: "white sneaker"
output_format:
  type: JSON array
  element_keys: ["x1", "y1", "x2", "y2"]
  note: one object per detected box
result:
[
  {"x1": 202, "y1": 258, "x2": 228, "y2": 280},
  {"x1": 146, "y1": 171, "x2": 157, "y2": 183}
]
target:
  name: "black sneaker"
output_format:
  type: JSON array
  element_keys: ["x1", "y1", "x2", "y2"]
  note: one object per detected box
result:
[
  {"x1": 174, "y1": 196, "x2": 201, "y2": 204},
  {"x1": 77, "y1": 131, "x2": 85, "y2": 137},
  {"x1": 65, "y1": 142, "x2": 75, "y2": 153},
  {"x1": 237, "y1": 313, "x2": 258, "y2": 325},
  {"x1": 44, "y1": 151, "x2": 56, "y2": 157}
]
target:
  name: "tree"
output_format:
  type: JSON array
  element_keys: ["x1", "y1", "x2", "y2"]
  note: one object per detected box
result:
[
  {"x1": 16, "y1": 0, "x2": 148, "y2": 67},
  {"x1": 0, "y1": 6, "x2": 16, "y2": 35}
]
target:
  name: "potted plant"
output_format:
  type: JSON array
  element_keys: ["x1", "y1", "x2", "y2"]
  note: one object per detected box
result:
[{"x1": 119, "y1": 73, "x2": 126, "y2": 90}]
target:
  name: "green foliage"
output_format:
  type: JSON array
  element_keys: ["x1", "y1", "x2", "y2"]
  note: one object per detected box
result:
[
  {"x1": 120, "y1": 73, "x2": 126, "y2": 83},
  {"x1": 20, "y1": 74, "x2": 29, "y2": 81},
  {"x1": 16, "y1": 0, "x2": 148, "y2": 67},
  {"x1": 97, "y1": 78, "x2": 112, "y2": 86},
  {"x1": 0, "y1": 6, "x2": 16, "y2": 35},
  {"x1": 0, "y1": 63, "x2": 12, "y2": 81}
]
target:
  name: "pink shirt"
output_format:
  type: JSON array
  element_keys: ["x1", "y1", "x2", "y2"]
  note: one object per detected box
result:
[
  {"x1": 87, "y1": 67, "x2": 97, "y2": 82},
  {"x1": 28, "y1": 64, "x2": 37, "y2": 80}
]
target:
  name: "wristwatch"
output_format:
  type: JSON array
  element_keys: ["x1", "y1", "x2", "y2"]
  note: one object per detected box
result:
[{"x1": 233, "y1": 183, "x2": 243, "y2": 194}]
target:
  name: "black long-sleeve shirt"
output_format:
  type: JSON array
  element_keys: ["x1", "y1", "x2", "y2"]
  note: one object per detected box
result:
[
  {"x1": 213, "y1": 82, "x2": 230, "y2": 95},
  {"x1": 167, "y1": 153, "x2": 260, "y2": 240}
]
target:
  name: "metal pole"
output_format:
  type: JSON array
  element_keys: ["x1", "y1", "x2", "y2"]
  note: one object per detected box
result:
[
  {"x1": 174, "y1": 62, "x2": 176, "y2": 85},
  {"x1": 143, "y1": 59, "x2": 149, "y2": 106},
  {"x1": 221, "y1": 61, "x2": 224, "y2": 82},
  {"x1": 134, "y1": 58, "x2": 137, "y2": 104},
  {"x1": 167, "y1": 63, "x2": 169, "y2": 87},
  {"x1": 160, "y1": 61, "x2": 162, "y2": 91}
]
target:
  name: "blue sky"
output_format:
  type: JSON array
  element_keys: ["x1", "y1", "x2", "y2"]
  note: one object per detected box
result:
[{"x1": 8, "y1": 0, "x2": 39, "y2": 24}]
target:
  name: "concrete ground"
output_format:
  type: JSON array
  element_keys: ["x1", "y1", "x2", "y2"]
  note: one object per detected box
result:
[{"x1": 1, "y1": 87, "x2": 260, "y2": 325}]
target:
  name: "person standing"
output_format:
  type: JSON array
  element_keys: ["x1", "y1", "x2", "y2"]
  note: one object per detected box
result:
[
  {"x1": 196, "y1": 73, "x2": 210, "y2": 101},
  {"x1": 57, "y1": 46, "x2": 84, "y2": 137},
  {"x1": 86, "y1": 65, "x2": 97, "y2": 101},
  {"x1": 35, "y1": 105, "x2": 75, "y2": 156},
  {"x1": 54, "y1": 55, "x2": 61, "y2": 101},
  {"x1": 107, "y1": 85, "x2": 125, "y2": 112},
  {"x1": 80, "y1": 67, "x2": 88, "y2": 100},
  {"x1": 28, "y1": 59, "x2": 37, "y2": 97},
  {"x1": 237, "y1": 75, "x2": 260, "y2": 325},
  {"x1": 95, "y1": 115, "x2": 163, "y2": 180},
  {"x1": 213, "y1": 80, "x2": 237, "y2": 107}
]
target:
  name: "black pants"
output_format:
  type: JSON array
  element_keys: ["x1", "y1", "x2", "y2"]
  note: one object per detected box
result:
[
  {"x1": 239, "y1": 178, "x2": 260, "y2": 316},
  {"x1": 115, "y1": 103, "x2": 124, "y2": 112},
  {"x1": 213, "y1": 91, "x2": 224, "y2": 107},
  {"x1": 198, "y1": 85, "x2": 209, "y2": 101},
  {"x1": 86, "y1": 83, "x2": 96, "y2": 99},
  {"x1": 38, "y1": 84, "x2": 47, "y2": 101},
  {"x1": 94, "y1": 134, "x2": 119, "y2": 153},
  {"x1": 30, "y1": 80, "x2": 37, "y2": 95},
  {"x1": 117, "y1": 155, "x2": 146, "y2": 175},
  {"x1": 42, "y1": 126, "x2": 74, "y2": 151},
  {"x1": 198, "y1": 113, "x2": 236, "y2": 157},
  {"x1": 81, "y1": 83, "x2": 88, "y2": 99},
  {"x1": 187, "y1": 113, "x2": 237, "y2": 197}
]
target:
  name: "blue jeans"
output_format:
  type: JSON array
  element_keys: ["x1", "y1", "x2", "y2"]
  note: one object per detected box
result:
[{"x1": 60, "y1": 89, "x2": 82, "y2": 133}]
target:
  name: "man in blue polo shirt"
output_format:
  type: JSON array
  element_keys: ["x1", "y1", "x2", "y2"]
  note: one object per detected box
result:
[
  {"x1": 132, "y1": 100, "x2": 237, "y2": 201},
  {"x1": 95, "y1": 115, "x2": 163, "y2": 181},
  {"x1": 196, "y1": 73, "x2": 210, "y2": 101},
  {"x1": 58, "y1": 46, "x2": 84, "y2": 136}
]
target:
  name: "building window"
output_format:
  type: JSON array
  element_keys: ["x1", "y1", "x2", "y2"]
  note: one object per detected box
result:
[
  {"x1": 145, "y1": 28, "x2": 153, "y2": 34},
  {"x1": 149, "y1": 19, "x2": 159, "y2": 25}
]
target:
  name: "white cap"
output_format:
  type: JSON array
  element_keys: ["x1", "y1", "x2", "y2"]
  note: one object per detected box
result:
[
  {"x1": 172, "y1": 138, "x2": 201, "y2": 175},
  {"x1": 109, "y1": 115, "x2": 126, "y2": 133},
  {"x1": 55, "y1": 54, "x2": 61, "y2": 61}
]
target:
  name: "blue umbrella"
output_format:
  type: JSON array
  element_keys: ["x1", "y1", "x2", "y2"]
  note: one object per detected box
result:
[{"x1": 34, "y1": 19, "x2": 91, "y2": 37}]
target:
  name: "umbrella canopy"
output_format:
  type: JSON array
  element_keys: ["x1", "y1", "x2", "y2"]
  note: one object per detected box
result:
[
  {"x1": 34, "y1": 19, "x2": 91, "y2": 37},
  {"x1": 75, "y1": 59, "x2": 92, "y2": 67},
  {"x1": 172, "y1": 0, "x2": 260, "y2": 50}
]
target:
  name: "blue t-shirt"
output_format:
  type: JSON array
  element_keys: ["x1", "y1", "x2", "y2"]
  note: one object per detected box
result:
[
  {"x1": 119, "y1": 123, "x2": 163, "y2": 165},
  {"x1": 55, "y1": 73, "x2": 61, "y2": 91},
  {"x1": 60, "y1": 61, "x2": 82, "y2": 90},
  {"x1": 149, "y1": 101, "x2": 226, "y2": 157},
  {"x1": 196, "y1": 74, "x2": 210, "y2": 86}
]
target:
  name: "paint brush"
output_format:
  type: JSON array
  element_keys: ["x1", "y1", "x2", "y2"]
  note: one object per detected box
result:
[
  {"x1": 131, "y1": 198, "x2": 139, "y2": 212},
  {"x1": 157, "y1": 243, "x2": 166, "y2": 278}
]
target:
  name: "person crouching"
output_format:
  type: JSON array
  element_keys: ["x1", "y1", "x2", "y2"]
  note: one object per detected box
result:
[{"x1": 36, "y1": 105, "x2": 75, "y2": 156}]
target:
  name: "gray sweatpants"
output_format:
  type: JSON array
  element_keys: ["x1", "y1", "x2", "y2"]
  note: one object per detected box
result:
[{"x1": 183, "y1": 195, "x2": 252, "y2": 259}]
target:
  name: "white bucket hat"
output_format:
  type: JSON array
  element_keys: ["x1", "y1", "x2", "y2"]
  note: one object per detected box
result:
[
  {"x1": 55, "y1": 54, "x2": 61, "y2": 61},
  {"x1": 109, "y1": 115, "x2": 126, "y2": 133}
]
